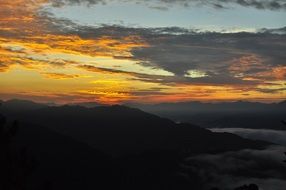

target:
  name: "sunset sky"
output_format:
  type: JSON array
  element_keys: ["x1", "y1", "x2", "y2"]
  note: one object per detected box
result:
[{"x1": 0, "y1": 0, "x2": 285, "y2": 104}]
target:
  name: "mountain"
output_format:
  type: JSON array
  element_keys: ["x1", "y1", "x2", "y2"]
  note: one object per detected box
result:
[
  {"x1": 128, "y1": 101, "x2": 286, "y2": 130},
  {"x1": 12, "y1": 121, "x2": 113, "y2": 190},
  {"x1": 0, "y1": 99, "x2": 48, "y2": 113},
  {"x1": 69, "y1": 101, "x2": 107, "y2": 108},
  {"x1": 279, "y1": 100, "x2": 286, "y2": 105},
  {"x1": 4, "y1": 118, "x2": 269, "y2": 190},
  {"x1": 0, "y1": 100, "x2": 274, "y2": 190},
  {"x1": 127, "y1": 101, "x2": 285, "y2": 113},
  {"x1": 2, "y1": 102, "x2": 269, "y2": 156}
]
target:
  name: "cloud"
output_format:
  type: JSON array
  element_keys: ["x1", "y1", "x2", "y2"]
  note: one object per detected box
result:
[
  {"x1": 210, "y1": 128, "x2": 286, "y2": 146},
  {"x1": 255, "y1": 87, "x2": 286, "y2": 93},
  {"x1": 78, "y1": 64, "x2": 151, "y2": 77},
  {"x1": 2, "y1": 0, "x2": 285, "y2": 85},
  {"x1": 184, "y1": 145, "x2": 286, "y2": 189},
  {"x1": 48, "y1": 0, "x2": 286, "y2": 11},
  {"x1": 0, "y1": 0, "x2": 285, "y2": 103},
  {"x1": 259, "y1": 27, "x2": 286, "y2": 35},
  {"x1": 0, "y1": 63, "x2": 10, "y2": 72},
  {"x1": 41, "y1": 73, "x2": 81, "y2": 79},
  {"x1": 128, "y1": 29, "x2": 286, "y2": 87}
]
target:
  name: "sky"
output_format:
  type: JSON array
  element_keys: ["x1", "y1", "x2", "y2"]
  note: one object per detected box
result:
[{"x1": 0, "y1": 0, "x2": 285, "y2": 104}]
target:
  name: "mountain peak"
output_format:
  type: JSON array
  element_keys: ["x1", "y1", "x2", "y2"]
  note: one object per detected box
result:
[{"x1": 1, "y1": 99, "x2": 48, "y2": 112}]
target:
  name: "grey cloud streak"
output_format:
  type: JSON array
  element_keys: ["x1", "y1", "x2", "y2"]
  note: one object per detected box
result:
[
  {"x1": 68, "y1": 24, "x2": 286, "y2": 85},
  {"x1": 49, "y1": 0, "x2": 286, "y2": 11},
  {"x1": 130, "y1": 30, "x2": 286, "y2": 85}
]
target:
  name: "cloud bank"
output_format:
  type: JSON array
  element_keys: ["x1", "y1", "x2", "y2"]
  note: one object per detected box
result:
[
  {"x1": 210, "y1": 128, "x2": 286, "y2": 146},
  {"x1": 185, "y1": 146, "x2": 286, "y2": 190}
]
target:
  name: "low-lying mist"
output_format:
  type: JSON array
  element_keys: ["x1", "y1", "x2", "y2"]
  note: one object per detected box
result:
[{"x1": 210, "y1": 128, "x2": 286, "y2": 146}]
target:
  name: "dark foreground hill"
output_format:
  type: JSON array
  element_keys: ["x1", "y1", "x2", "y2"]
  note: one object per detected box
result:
[
  {"x1": 1, "y1": 101, "x2": 269, "y2": 156},
  {"x1": 0, "y1": 99, "x2": 274, "y2": 190},
  {"x1": 11, "y1": 122, "x2": 113, "y2": 190}
]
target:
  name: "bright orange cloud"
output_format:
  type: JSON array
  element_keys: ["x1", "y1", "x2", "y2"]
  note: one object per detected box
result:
[
  {"x1": 41, "y1": 72, "x2": 81, "y2": 79},
  {"x1": 258, "y1": 66, "x2": 286, "y2": 80},
  {"x1": 228, "y1": 54, "x2": 267, "y2": 77}
]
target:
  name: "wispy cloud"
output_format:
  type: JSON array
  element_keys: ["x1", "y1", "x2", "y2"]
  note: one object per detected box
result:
[
  {"x1": 41, "y1": 72, "x2": 82, "y2": 79},
  {"x1": 48, "y1": 0, "x2": 286, "y2": 11}
]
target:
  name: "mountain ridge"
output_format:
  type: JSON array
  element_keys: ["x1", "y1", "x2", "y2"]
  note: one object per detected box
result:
[
  {"x1": 0, "y1": 100, "x2": 270, "y2": 156},
  {"x1": 0, "y1": 99, "x2": 276, "y2": 190}
]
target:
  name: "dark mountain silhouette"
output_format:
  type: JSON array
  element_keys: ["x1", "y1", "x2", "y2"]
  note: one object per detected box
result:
[
  {"x1": 69, "y1": 101, "x2": 107, "y2": 108},
  {"x1": 1, "y1": 112, "x2": 118, "y2": 190},
  {"x1": 127, "y1": 101, "x2": 286, "y2": 130},
  {"x1": 0, "y1": 114, "x2": 34, "y2": 190},
  {"x1": 4, "y1": 118, "x2": 265, "y2": 190},
  {"x1": 2, "y1": 103, "x2": 269, "y2": 156},
  {"x1": 0, "y1": 99, "x2": 48, "y2": 113},
  {"x1": 127, "y1": 100, "x2": 286, "y2": 112},
  {"x1": 12, "y1": 121, "x2": 113, "y2": 190},
  {"x1": 0, "y1": 99, "x2": 274, "y2": 190},
  {"x1": 279, "y1": 100, "x2": 286, "y2": 105},
  {"x1": 3, "y1": 99, "x2": 285, "y2": 131}
]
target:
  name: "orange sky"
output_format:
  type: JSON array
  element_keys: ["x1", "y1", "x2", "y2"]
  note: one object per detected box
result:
[{"x1": 0, "y1": 0, "x2": 285, "y2": 104}]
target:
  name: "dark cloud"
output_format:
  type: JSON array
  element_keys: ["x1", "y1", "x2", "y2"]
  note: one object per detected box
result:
[
  {"x1": 0, "y1": 63, "x2": 9, "y2": 72},
  {"x1": 129, "y1": 30, "x2": 286, "y2": 85},
  {"x1": 234, "y1": 0, "x2": 286, "y2": 10},
  {"x1": 49, "y1": 0, "x2": 286, "y2": 11},
  {"x1": 3, "y1": 2, "x2": 286, "y2": 87},
  {"x1": 255, "y1": 87, "x2": 286, "y2": 93},
  {"x1": 259, "y1": 26, "x2": 286, "y2": 34},
  {"x1": 58, "y1": 22, "x2": 286, "y2": 86}
]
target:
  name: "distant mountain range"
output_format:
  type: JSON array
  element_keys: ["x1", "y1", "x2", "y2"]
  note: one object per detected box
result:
[
  {"x1": 0, "y1": 99, "x2": 269, "y2": 155},
  {"x1": 127, "y1": 101, "x2": 286, "y2": 130},
  {"x1": 2, "y1": 99, "x2": 286, "y2": 131},
  {"x1": 0, "y1": 99, "x2": 48, "y2": 112},
  {"x1": 1, "y1": 99, "x2": 285, "y2": 130}
]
